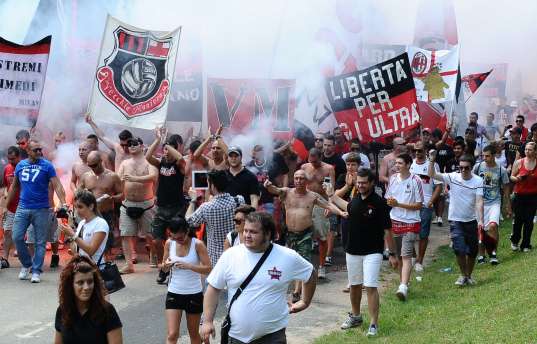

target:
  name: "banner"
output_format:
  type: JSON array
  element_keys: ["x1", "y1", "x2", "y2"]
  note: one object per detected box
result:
[
  {"x1": 207, "y1": 78, "x2": 295, "y2": 140},
  {"x1": 0, "y1": 36, "x2": 51, "y2": 126},
  {"x1": 89, "y1": 15, "x2": 181, "y2": 129},
  {"x1": 325, "y1": 53, "x2": 419, "y2": 142},
  {"x1": 462, "y1": 69, "x2": 493, "y2": 102},
  {"x1": 407, "y1": 45, "x2": 459, "y2": 103}
]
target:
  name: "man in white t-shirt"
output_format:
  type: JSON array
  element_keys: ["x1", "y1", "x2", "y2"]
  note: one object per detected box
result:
[
  {"x1": 410, "y1": 141, "x2": 442, "y2": 273},
  {"x1": 385, "y1": 153, "x2": 423, "y2": 301},
  {"x1": 429, "y1": 152, "x2": 485, "y2": 286},
  {"x1": 201, "y1": 212, "x2": 316, "y2": 344}
]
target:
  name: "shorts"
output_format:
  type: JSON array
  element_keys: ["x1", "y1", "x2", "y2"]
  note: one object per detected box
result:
[
  {"x1": 229, "y1": 328, "x2": 286, "y2": 344},
  {"x1": 346, "y1": 253, "x2": 383, "y2": 288},
  {"x1": 312, "y1": 205, "x2": 329, "y2": 240},
  {"x1": 2, "y1": 210, "x2": 15, "y2": 231},
  {"x1": 26, "y1": 210, "x2": 58, "y2": 244},
  {"x1": 151, "y1": 203, "x2": 186, "y2": 240},
  {"x1": 449, "y1": 220, "x2": 478, "y2": 257},
  {"x1": 394, "y1": 232, "x2": 418, "y2": 257},
  {"x1": 286, "y1": 228, "x2": 313, "y2": 262},
  {"x1": 165, "y1": 291, "x2": 203, "y2": 314},
  {"x1": 484, "y1": 202, "x2": 501, "y2": 229},
  {"x1": 419, "y1": 207, "x2": 434, "y2": 239},
  {"x1": 328, "y1": 214, "x2": 339, "y2": 233},
  {"x1": 119, "y1": 199, "x2": 155, "y2": 237}
]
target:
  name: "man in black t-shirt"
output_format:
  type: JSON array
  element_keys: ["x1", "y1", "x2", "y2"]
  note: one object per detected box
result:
[
  {"x1": 225, "y1": 146, "x2": 260, "y2": 207},
  {"x1": 246, "y1": 145, "x2": 289, "y2": 214},
  {"x1": 505, "y1": 127, "x2": 523, "y2": 172},
  {"x1": 329, "y1": 168, "x2": 397, "y2": 336},
  {"x1": 146, "y1": 129, "x2": 186, "y2": 283}
]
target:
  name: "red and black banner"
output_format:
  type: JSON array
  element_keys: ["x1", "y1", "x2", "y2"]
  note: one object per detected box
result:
[
  {"x1": 462, "y1": 69, "x2": 492, "y2": 97},
  {"x1": 325, "y1": 53, "x2": 420, "y2": 142},
  {"x1": 207, "y1": 78, "x2": 295, "y2": 140}
]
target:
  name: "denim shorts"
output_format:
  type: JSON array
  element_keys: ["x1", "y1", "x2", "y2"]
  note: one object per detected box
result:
[
  {"x1": 419, "y1": 207, "x2": 434, "y2": 239},
  {"x1": 449, "y1": 220, "x2": 478, "y2": 257}
]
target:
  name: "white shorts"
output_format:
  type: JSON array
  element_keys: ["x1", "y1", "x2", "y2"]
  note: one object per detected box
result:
[
  {"x1": 346, "y1": 253, "x2": 383, "y2": 288},
  {"x1": 2, "y1": 210, "x2": 15, "y2": 231},
  {"x1": 484, "y1": 203, "x2": 501, "y2": 229}
]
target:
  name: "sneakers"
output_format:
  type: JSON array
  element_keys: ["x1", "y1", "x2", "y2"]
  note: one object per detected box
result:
[
  {"x1": 156, "y1": 269, "x2": 169, "y2": 285},
  {"x1": 318, "y1": 266, "x2": 326, "y2": 279},
  {"x1": 523, "y1": 247, "x2": 531, "y2": 253},
  {"x1": 324, "y1": 256, "x2": 333, "y2": 267},
  {"x1": 436, "y1": 216, "x2": 443, "y2": 226},
  {"x1": 31, "y1": 273, "x2": 41, "y2": 283},
  {"x1": 0, "y1": 257, "x2": 9, "y2": 269},
  {"x1": 466, "y1": 277, "x2": 476, "y2": 286},
  {"x1": 50, "y1": 254, "x2": 60, "y2": 268},
  {"x1": 340, "y1": 312, "x2": 363, "y2": 329},
  {"x1": 477, "y1": 256, "x2": 486, "y2": 265},
  {"x1": 511, "y1": 243, "x2": 519, "y2": 251},
  {"x1": 414, "y1": 262, "x2": 424, "y2": 272},
  {"x1": 396, "y1": 284, "x2": 408, "y2": 301},
  {"x1": 489, "y1": 253, "x2": 499, "y2": 265},
  {"x1": 455, "y1": 275, "x2": 467, "y2": 286},
  {"x1": 18, "y1": 267, "x2": 31, "y2": 280},
  {"x1": 366, "y1": 324, "x2": 378, "y2": 337}
]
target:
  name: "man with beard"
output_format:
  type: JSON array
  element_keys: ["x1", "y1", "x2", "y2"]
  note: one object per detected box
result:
[
  {"x1": 70, "y1": 142, "x2": 92, "y2": 193},
  {"x1": 117, "y1": 137, "x2": 158, "y2": 274},
  {"x1": 145, "y1": 128, "x2": 187, "y2": 282}
]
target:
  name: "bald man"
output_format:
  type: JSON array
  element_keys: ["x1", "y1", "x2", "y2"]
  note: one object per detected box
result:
[
  {"x1": 70, "y1": 142, "x2": 92, "y2": 193},
  {"x1": 379, "y1": 137, "x2": 408, "y2": 185}
]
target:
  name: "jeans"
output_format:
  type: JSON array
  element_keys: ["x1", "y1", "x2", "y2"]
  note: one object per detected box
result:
[
  {"x1": 511, "y1": 194, "x2": 537, "y2": 249},
  {"x1": 13, "y1": 207, "x2": 52, "y2": 274},
  {"x1": 419, "y1": 207, "x2": 434, "y2": 239}
]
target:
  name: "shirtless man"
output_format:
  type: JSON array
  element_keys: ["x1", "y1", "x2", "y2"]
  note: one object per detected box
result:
[
  {"x1": 265, "y1": 170, "x2": 346, "y2": 300},
  {"x1": 379, "y1": 137, "x2": 407, "y2": 185},
  {"x1": 85, "y1": 113, "x2": 132, "y2": 171},
  {"x1": 79, "y1": 151, "x2": 122, "y2": 248},
  {"x1": 70, "y1": 142, "x2": 92, "y2": 193},
  {"x1": 301, "y1": 148, "x2": 335, "y2": 279},
  {"x1": 86, "y1": 134, "x2": 113, "y2": 170},
  {"x1": 117, "y1": 137, "x2": 158, "y2": 274},
  {"x1": 192, "y1": 127, "x2": 228, "y2": 171}
]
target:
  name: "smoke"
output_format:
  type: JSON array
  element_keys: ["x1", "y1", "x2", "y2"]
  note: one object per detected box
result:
[
  {"x1": 1, "y1": 0, "x2": 537, "y2": 150},
  {"x1": 224, "y1": 117, "x2": 277, "y2": 162}
]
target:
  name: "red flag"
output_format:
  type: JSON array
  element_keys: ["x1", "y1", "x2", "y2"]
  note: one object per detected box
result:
[{"x1": 462, "y1": 70, "x2": 493, "y2": 100}]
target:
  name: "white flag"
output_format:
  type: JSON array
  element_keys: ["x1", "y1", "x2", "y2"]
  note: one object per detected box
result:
[
  {"x1": 406, "y1": 45, "x2": 459, "y2": 103},
  {"x1": 89, "y1": 15, "x2": 181, "y2": 129}
]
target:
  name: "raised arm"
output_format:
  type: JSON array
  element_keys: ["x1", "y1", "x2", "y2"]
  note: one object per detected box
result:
[
  {"x1": 145, "y1": 127, "x2": 163, "y2": 167},
  {"x1": 263, "y1": 179, "x2": 287, "y2": 197},
  {"x1": 335, "y1": 173, "x2": 355, "y2": 198},
  {"x1": 427, "y1": 150, "x2": 444, "y2": 182},
  {"x1": 85, "y1": 113, "x2": 117, "y2": 152},
  {"x1": 314, "y1": 193, "x2": 348, "y2": 218}
]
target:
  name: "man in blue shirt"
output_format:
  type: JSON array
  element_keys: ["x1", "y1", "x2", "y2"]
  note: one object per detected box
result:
[{"x1": 6, "y1": 140, "x2": 67, "y2": 283}]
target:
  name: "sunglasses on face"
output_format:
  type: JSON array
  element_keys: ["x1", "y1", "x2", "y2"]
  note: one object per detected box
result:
[
  {"x1": 233, "y1": 218, "x2": 244, "y2": 225},
  {"x1": 32, "y1": 147, "x2": 43, "y2": 153},
  {"x1": 459, "y1": 165, "x2": 471, "y2": 171},
  {"x1": 127, "y1": 142, "x2": 140, "y2": 147},
  {"x1": 315, "y1": 138, "x2": 323, "y2": 142}
]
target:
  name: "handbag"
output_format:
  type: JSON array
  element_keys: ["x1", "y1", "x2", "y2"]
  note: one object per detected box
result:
[
  {"x1": 221, "y1": 243, "x2": 273, "y2": 344},
  {"x1": 96, "y1": 252, "x2": 125, "y2": 294},
  {"x1": 123, "y1": 203, "x2": 154, "y2": 219}
]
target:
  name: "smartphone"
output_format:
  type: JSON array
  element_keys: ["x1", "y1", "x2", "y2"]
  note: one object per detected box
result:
[
  {"x1": 324, "y1": 177, "x2": 331, "y2": 184},
  {"x1": 192, "y1": 170, "x2": 209, "y2": 190}
]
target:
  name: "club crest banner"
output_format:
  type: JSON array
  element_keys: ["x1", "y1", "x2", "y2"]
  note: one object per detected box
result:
[
  {"x1": 325, "y1": 53, "x2": 419, "y2": 142},
  {"x1": 407, "y1": 45, "x2": 459, "y2": 103},
  {"x1": 0, "y1": 36, "x2": 51, "y2": 126},
  {"x1": 89, "y1": 15, "x2": 181, "y2": 129}
]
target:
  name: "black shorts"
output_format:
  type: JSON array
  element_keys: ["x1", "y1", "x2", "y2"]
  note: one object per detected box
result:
[
  {"x1": 152, "y1": 204, "x2": 186, "y2": 240},
  {"x1": 165, "y1": 292, "x2": 203, "y2": 314}
]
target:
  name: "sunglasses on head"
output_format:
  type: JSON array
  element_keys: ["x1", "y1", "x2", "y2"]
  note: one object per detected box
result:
[
  {"x1": 233, "y1": 218, "x2": 244, "y2": 224},
  {"x1": 32, "y1": 147, "x2": 42, "y2": 153}
]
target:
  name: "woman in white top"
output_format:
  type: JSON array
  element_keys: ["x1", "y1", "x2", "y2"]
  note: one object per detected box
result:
[
  {"x1": 60, "y1": 190, "x2": 109, "y2": 267},
  {"x1": 162, "y1": 217, "x2": 211, "y2": 344},
  {"x1": 224, "y1": 204, "x2": 256, "y2": 250}
]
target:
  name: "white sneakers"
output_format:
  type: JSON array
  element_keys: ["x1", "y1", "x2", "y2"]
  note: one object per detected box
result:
[
  {"x1": 511, "y1": 243, "x2": 519, "y2": 251},
  {"x1": 414, "y1": 262, "x2": 424, "y2": 273},
  {"x1": 396, "y1": 284, "x2": 408, "y2": 301},
  {"x1": 18, "y1": 268, "x2": 41, "y2": 283},
  {"x1": 318, "y1": 266, "x2": 326, "y2": 279},
  {"x1": 18, "y1": 267, "x2": 30, "y2": 280}
]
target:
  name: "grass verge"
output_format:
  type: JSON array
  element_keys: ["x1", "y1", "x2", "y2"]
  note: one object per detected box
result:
[{"x1": 314, "y1": 223, "x2": 537, "y2": 344}]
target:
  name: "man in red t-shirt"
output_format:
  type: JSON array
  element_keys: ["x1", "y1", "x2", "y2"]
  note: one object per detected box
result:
[{"x1": 1, "y1": 146, "x2": 21, "y2": 267}]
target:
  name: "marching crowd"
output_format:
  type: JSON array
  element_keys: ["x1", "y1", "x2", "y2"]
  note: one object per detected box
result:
[{"x1": 0, "y1": 107, "x2": 536, "y2": 343}]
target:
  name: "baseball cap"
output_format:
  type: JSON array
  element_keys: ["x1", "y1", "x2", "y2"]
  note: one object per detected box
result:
[
  {"x1": 228, "y1": 146, "x2": 242, "y2": 156},
  {"x1": 422, "y1": 127, "x2": 432, "y2": 134}
]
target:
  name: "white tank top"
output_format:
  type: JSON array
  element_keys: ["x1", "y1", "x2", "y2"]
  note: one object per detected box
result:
[{"x1": 168, "y1": 237, "x2": 202, "y2": 295}]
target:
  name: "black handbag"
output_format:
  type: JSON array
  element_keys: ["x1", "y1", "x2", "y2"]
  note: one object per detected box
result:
[
  {"x1": 96, "y1": 253, "x2": 125, "y2": 294},
  {"x1": 123, "y1": 203, "x2": 154, "y2": 219},
  {"x1": 221, "y1": 243, "x2": 273, "y2": 344}
]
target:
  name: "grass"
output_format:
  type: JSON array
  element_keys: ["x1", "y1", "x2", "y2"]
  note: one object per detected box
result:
[{"x1": 314, "y1": 223, "x2": 537, "y2": 344}]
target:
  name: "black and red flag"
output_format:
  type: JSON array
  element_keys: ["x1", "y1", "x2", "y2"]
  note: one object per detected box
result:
[
  {"x1": 325, "y1": 53, "x2": 419, "y2": 143},
  {"x1": 462, "y1": 69, "x2": 493, "y2": 102}
]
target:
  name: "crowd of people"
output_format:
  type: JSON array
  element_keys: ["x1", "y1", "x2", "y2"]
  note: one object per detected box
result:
[{"x1": 0, "y1": 107, "x2": 536, "y2": 343}]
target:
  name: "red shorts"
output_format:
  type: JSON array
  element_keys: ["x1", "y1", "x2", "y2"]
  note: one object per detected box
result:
[{"x1": 391, "y1": 220, "x2": 420, "y2": 235}]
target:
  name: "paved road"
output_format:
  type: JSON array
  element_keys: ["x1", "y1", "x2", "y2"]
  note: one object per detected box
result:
[{"x1": 0, "y1": 224, "x2": 450, "y2": 344}]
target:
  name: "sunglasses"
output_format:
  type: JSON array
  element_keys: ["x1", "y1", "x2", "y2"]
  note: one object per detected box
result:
[
  {"x1": 127, "y1": 141, "x2": 140, "y2": 147},
  {"x1": 315, "y1": 138, "x2": 323, "y2": 142},
  {"x1": 459, "y1": 165, "x2": 471, "y2": 171},
  {"x1": 32, "y1": 147, "x2": 43, "y2": 153},
  {"x1": 233, "y1": 218, "x2": 244, "y2": 225}
]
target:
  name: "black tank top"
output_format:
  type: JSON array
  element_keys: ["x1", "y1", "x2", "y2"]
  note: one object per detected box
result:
[{"x1": 156, "y1": 159, "x2": 185, "y2": 206}]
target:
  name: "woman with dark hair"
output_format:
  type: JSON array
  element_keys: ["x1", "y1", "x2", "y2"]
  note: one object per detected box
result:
[
  {"x1": 54, "y1": 255, "x2": 122, "y2": 344},
  {"x1": 224, "y1": 204, "x2": 256, "y2": 249},
  {"x1": 162, "y1": 217, "x2": 211, "y2": 344},
  {"x1": 60, "y1": 190, "x2": 109, "y2": 266}
]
